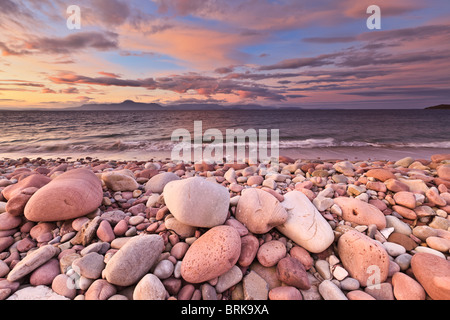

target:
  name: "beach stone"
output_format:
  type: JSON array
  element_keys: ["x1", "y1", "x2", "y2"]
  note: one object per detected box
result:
[
  {"x1": 238, "y1": 234, "x2": 259, "y2": 267},
  {"x1": 395, "y1": 157, "x2": 414, "y2": 168},
  {"x1": 340, "y1": 277, "x2": 360, "y2": 291},
  {"x1": 0, "y1": 212, "x2": 22, "y2": 231},
  {"x1": 347, "y1": 290, "x2": 376, "y2": 300},
  {"x1": 145, "y1": 172, "x2": 180, "y2": 193},
  {"x1": 0, "y1": 202, "x2": 6, "y2": 214},
  {"x1": 72, "y1": 252, "x2": 105, "y2": 279},
  {"x1": 113, "y1": 219, "x2": 128, "y2": 236},
  {"x1": 96, "y1": 220, "x2": 115, "y2": 243},
  {"x1": 426, "y1": 236, "x2": 450, "y2": 252},
  {"x1": 52, "y1": 274, "x2": 77, "y2": 299},
  {"x1": 414, "y1": 246, "x2": 446, "y2": 258},
  {"x1": 334, "y1": 197, "x2": 386, "y2": 230},
  {"x1": 392, "y1": 272, "x2": 426, "y2": 300},
  {"x1": 382, "y1": 241, "x2": 406, "y2": 257},
  {"x1": 431, "y1": 154, "x2": 450, "y2": 163},
  {"x1": 0, "y1": 236, "x2": 14, "y2": 252},
  {"x1": 101, "y1": 169, "x2": 138, "y2": 192},
  {"x1": 236, "y1": 188, "x2": 287, "y2": 234},
  {"x1": 164, "y1": 217, "x2": 196, "y2": 238},
  {"x1": 385, "y1": 215, "x2": 412, "y2": 236},
  {"x1": 269, "y1": 286, "x2": 302, "y2": 300},
  {"x1": 243, "y1": 270, "x2": 269, "y2": 300},
  {"x1": 315, "y1": 260, "x2": 332, "y2": 280},
  {"x1": 104, "y1": 234, "x2": 164, "y2": 286},
  {"x1": 385, "y1": 179, "x2": 410, "y2": 192},
  {"x1": 24, "y1": 169, "x2": 103, "y2": 222},
  {"x1": 0, "y1": 259, "x2": 10, "y2": 278},
  {"x1": 70, "y1": 216, "x2": 101, "y2": 246},
  {"x1": 257, "y1": 240, "x2": 286, "y2": 267},
  {"x1": 5, "y1": 187, "x2": 37, "y2": 216},
  {"x1": 29, "y1": 258, "x2": 60, "y2": 286},
  {"x1": 426, "y1": 187, "x2": 447, "y2": 207},
  {"x1": 164, "y1": 177, "x2": 229, "y2": 228},
  {"x1": 7, "y1": 245, "x2": 59, "y2": 282},
  {"x1": 333, "y1": 161, "x2": 355, "y2": 176},
  {"x1": 319, "y1": 280, "x2": 348, "y2": 300},
  {"x1": 364, "y1": 283, "x2": 394, "y2": 300},
  {"x1": 85, "y1": 279, "x2": 117, "y2": 300},
  {"x1": 366, "y1": 169, "x2": 396, "y2": 182},
  {"x1": 2, "y1": 174, "x2": 51, "y2": 200},
  {"x1": 393, "y1": 191, "x2": 416, "y2": 209},
  {"x1": 215, "y1": 265, "x2": 243, "y2": 293},
  {"x1": 247, "y1": 175, "x2": 264, "y2": 186},
  {"x1": 181, "y1": 225, "x2": 241, "y2": 283},
  {"x1": 337, "y1": 230, "x2": 390, "y2": 287},
  {"x1": 392, "y1": 205, "x2": 417, "y2": 220},
  {"x1": 289, "y1": 246, "x2": 313, "y2": 270},
  {"x1": 399, "y1": 179, "x2": 429, "y2": 194},
  {"x1": 276, "y1": 256, "x2": 310, "y2": 290},
  {"x1": 437, "y1": 164, "x2": 450, "y2": 180},
  {"x1": 153, "y1": 260, "x2": 174, "y2": 280},
  {"x1": 395, "y1": 253, "x2": 413, "y2": 271},
  {"x1": 7, "y1": 285, "x2": 68, "y2": 300},
  {"x1": 411, "y1": 252, "x2": 450, "y2": 300},
  {"x1": 133, "y1": 273, "x2": 167, "y2": 300},
  {"x1": 428, "y1": 216, "x2": 450, "y2": 230},
  {"x1": 277, "y1": 191, "x2": 334, "y2": 253},
  {"x1": 313, "y1": 196, "x2": 334, "y2": 212},
  {"x1": 387, "y1": 233, "x2": 417, "y2": 251},
  {"x1": 170, "y1": 242, "x2": 190, "y2": 260}
]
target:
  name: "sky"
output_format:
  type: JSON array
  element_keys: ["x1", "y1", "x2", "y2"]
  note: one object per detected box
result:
[{"x1": 0, "y1": 0, "x2": 449, "y2": 109}]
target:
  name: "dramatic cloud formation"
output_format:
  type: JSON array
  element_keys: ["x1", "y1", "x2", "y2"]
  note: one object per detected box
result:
[{"x1": 0, "y1": 0, "x2": 449, "y2": 109}]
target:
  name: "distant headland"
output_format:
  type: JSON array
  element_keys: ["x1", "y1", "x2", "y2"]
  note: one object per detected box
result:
[{"x1": 425, "y1": 104, "x2": 450, "y2": 110}]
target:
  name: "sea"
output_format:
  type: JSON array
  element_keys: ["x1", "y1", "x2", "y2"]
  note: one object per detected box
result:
[{"x1": 0, "y1": 109, "x2": 449, "y2": 162}]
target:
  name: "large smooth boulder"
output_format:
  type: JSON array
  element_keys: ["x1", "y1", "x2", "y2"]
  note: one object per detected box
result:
[
  {"x1": 101, "y1": 169, "x2": 138, "y2": 191},
  {"x1": 277, "y1": 191, "x2": 334, "y2": 253},
  {"x1": 2, "y1": 174, "x2": 51, "y2": 200},
  {"x1": 236, "y1": 188, "x2": 288, "y2": 234},
  {"x1": 164, "y1": 177, "x2": 229, "y2": 228},
  {"x1": 24, "y1": 169, "x2": 102, "y2": 222}
]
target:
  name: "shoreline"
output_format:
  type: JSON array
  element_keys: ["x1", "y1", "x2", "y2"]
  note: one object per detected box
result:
[
  {"x1": 1, "y1": 153, "x2": 449, "y2": 301},
  {"x1": 1, "y1": 146, "x2": 450, "y2": 163}
]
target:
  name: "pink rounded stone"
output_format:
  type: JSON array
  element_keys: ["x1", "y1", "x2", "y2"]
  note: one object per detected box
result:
[
  {"x1": 289, "y1": 246, "x2": 313, "y2": 270},
  {"x1": 181, "y1": 225, "x2": 241, "y2": 283},
  {"x1": 411, "y1": 252, "x2": 450, "y2": 300},
  {"x1": 0, "y1": 212, "x2": 22, "y2": 231},
  {"x1": 334, "y1": 197, "x2": 386, "y2": 230},
  {"x1": 170, "y1": 242, "x2": 189, "y2": 260},
  {"x1": 269, "y1": 286, "x2": 302, "y2": 300},
  {"x1": 29, "y1": 258, "x2": 60, "y2": 286},
  {"x1": 238, "y1": 234, "x2": 259, "y2": 267},
  {"x1": 24, "y1": 169, "x2": 103, "y2": 222},
  {"x1": 256, "y1": 240, "x2": 286, "y2": 267},
  {"x1": 366, "y1": 169, "x2": 396, "y2": 182},
  {"x1": 338, "y1": 230, "x2": 390, "y2": 287},
  {"x1": 113, "y1": 219, "x2": 128, "y2": 236},
  {"x1": 2, "y1": 174, "x2": 51, "y2": 200},
  {"x1": 393, "y1": 191, "x2": 416, "y2": 209},
  {"x1": 247, "y1": 175, "x2": 264, "y2": 186},
  {"x1": 276, "y1": 256, "x2": 310, "y2": 290},
  {"x1": 96, "y1": 220, "x2": 115, "y2": 242},
  {"x1": 392, "y1": 272, "x2": 426, "y2": 300},
  {"x1": 52, "y1": 274, "x2": 77, "y2": 299}
]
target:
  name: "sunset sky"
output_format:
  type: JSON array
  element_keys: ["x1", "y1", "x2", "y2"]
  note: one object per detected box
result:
[{"x1": 1, "y1": 0, "x2": 449, "y2": 109}]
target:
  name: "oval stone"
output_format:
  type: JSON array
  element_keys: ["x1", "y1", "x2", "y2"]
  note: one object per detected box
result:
[
  {"x1": 164, "y1": 177, "x2": 230, "y2": 228},
  {"x1": 104, "y1": 234, "x2": 164, "y2": 286},
  {"x1": 181, "y1": 225, "x2": 241, "y2": 283},
  {"x1": 24, "y1": 169, "x2": 103, "y2": 222},
  {"x1": 277, "y1": 191, "x2": 334, "y2": 253}
]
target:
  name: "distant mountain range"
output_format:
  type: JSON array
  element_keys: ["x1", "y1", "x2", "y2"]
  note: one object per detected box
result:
[
  {"x1": 424, "y1": 104, "x2": 450, "y2": 110},
  {"x1": 65, "y1": 100, "x2": 295, "y2": 111}
]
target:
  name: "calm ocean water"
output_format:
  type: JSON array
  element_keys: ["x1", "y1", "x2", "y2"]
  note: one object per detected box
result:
[{"x1": 0, "y1": 109, "x2": 449, "y2": 161}]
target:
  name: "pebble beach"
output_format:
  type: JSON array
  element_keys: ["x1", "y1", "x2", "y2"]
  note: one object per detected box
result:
[{"x1": 1, "y1": 153, "x2": 450, "y2": 301}]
